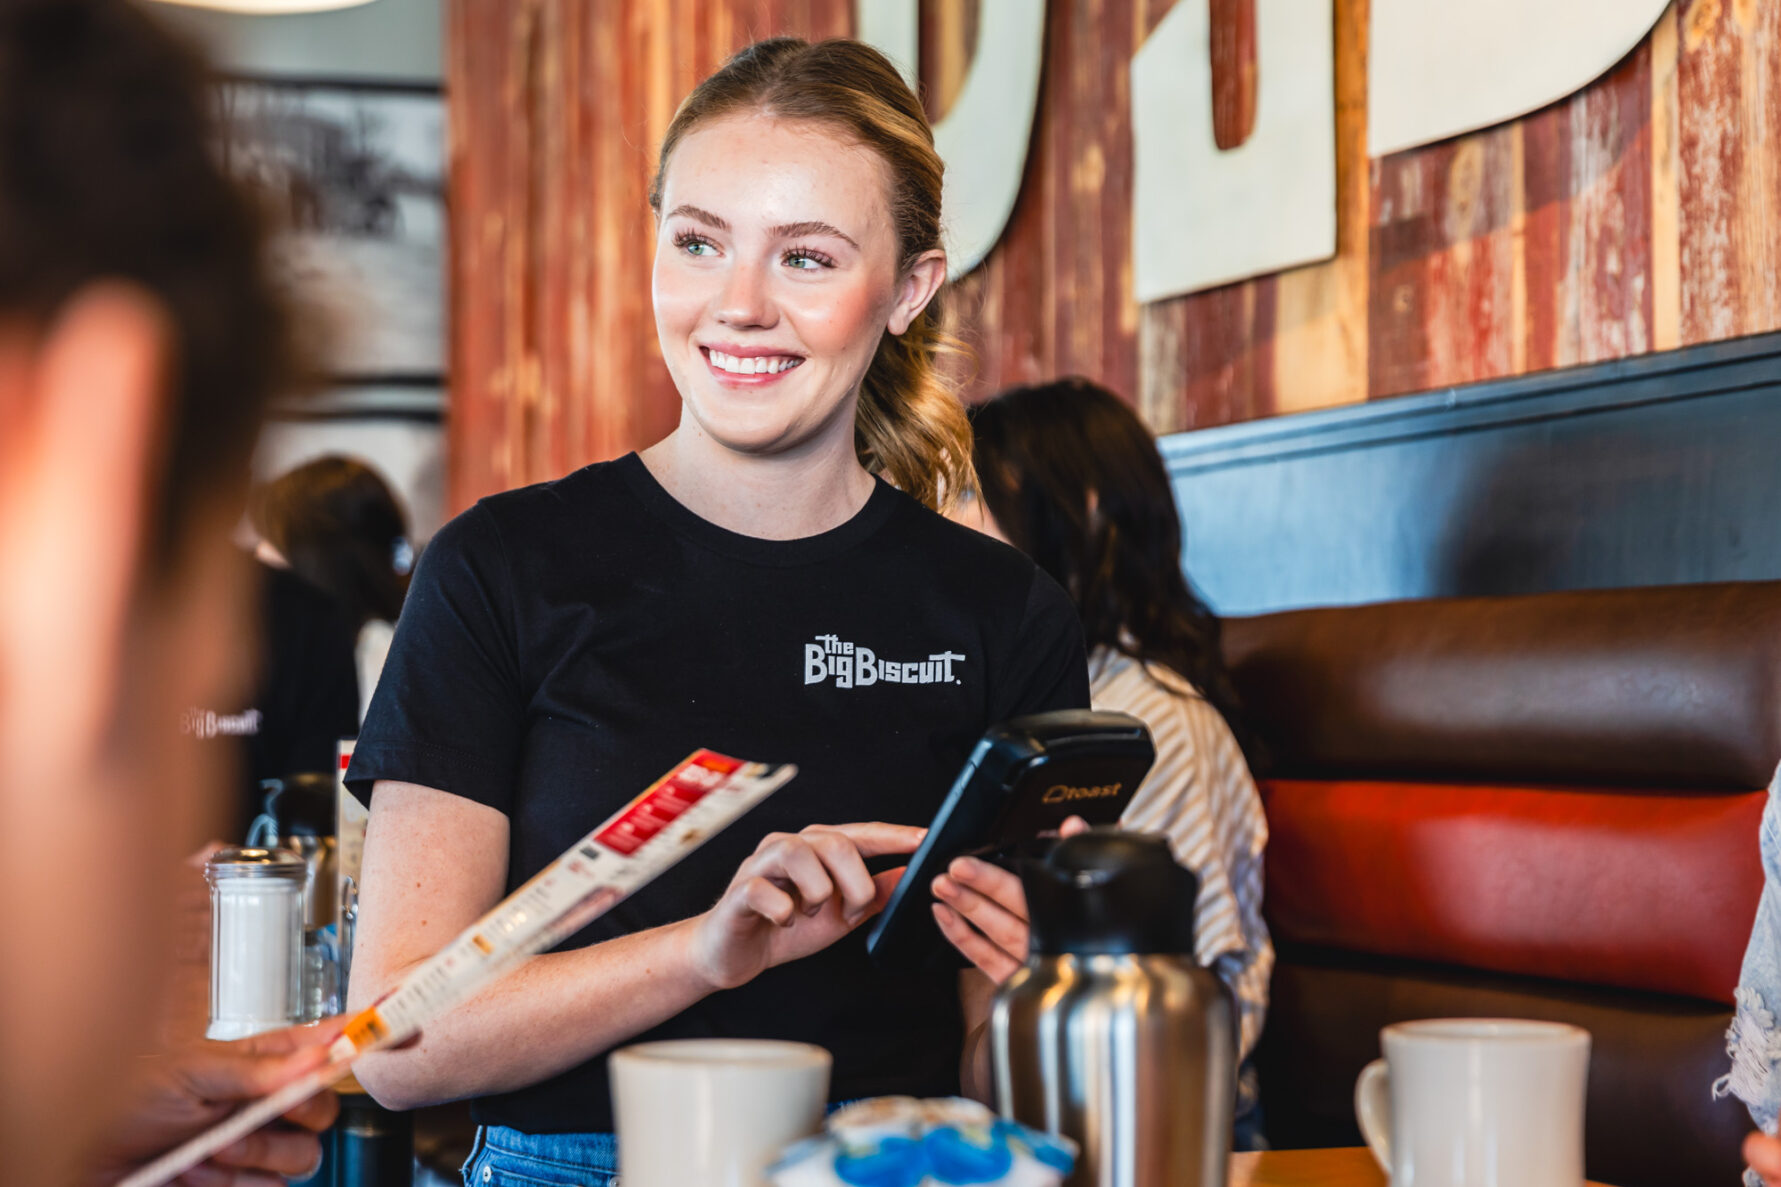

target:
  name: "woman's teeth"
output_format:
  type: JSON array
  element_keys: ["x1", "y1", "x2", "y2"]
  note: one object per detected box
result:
[{"x1": 706, "y1": 349, "x2": 802, "y2": 376}]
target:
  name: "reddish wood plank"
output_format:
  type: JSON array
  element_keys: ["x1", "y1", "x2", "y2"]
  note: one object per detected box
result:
[
  {"x1": 1368, "y1": 121, "x2": 1518, "y2": 399},
  {"x1": 1678, "y1": 0, "x2": 1781, "y2": 344},
  {"x1": 1175, "y1": 277, "x2": 1277, "y2": 427},
  {"x1": 1561, "y1": 42, "x2": 1655, "y2": 366}
]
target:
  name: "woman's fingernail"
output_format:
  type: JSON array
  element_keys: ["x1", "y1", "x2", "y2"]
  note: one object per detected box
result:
[{"x1": 932, "y1": 876, "x2": 954, "y2": 898}]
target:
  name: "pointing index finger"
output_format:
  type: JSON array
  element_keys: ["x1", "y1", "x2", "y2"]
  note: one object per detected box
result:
[{"x1": 822, "y1": 822, "x2": 928, "y2": 858}]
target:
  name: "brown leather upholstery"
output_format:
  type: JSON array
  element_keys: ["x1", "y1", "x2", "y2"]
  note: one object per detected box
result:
[
  {"x1": 1257, "y1": 953, "x2": 1750, "y2": 1187},
  {"x1": 1225, "y1": 582, "x2": 1781, "y2": 788},
  {"x1": 1262, "y1": 779, "x2": 1765, "y2": 1004},
  {"x1": 1225, "y1": 582, "x2": 1779, "y2": 1187}
]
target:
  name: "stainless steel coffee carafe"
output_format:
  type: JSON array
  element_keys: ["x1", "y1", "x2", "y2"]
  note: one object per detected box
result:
[{"x1": 991, "y1": 830, "x2": 1235, "y2": 1187}]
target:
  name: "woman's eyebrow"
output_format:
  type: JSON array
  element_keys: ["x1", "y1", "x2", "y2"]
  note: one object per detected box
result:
[
  {"x1": 665, "y1": 203, "x2": 729, "y2": 229},
  {"x1": 773, "y1": 220, "x2": 860, "y2": 249}
]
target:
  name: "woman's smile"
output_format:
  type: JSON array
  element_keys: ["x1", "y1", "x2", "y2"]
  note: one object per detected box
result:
[{"x1": 700, "y1": 343, "x2": 807, "y2": 385}]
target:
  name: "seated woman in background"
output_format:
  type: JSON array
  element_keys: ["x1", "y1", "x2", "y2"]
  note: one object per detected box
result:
[
  {"x1": 251, "y1": 455, "x2": 413, "y2": 721},
  {"x1": 957, "y1": 376, "x2": 1273, "y2": 1146}
]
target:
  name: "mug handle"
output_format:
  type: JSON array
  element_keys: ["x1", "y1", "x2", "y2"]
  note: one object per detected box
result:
[{"x1": 1354, "y1": 1058, "x2": 1393, "y2": 1172}]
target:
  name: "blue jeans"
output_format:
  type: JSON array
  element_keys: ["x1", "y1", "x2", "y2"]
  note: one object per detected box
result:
[
  {"x1": 460, "y1": 1127, "x2": 619, "y2": 1187},
  {"x1": 1721, "y1": 764, "x2": 1781, "y2": 1186}
]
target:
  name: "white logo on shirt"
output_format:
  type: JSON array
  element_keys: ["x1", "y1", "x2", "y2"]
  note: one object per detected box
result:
[
  {"x1": 181, "y1": 707, "x2": 264, "y2": 739},
  {"x1": 803, "y1": 634, "x2": 966, "y2": 689}
]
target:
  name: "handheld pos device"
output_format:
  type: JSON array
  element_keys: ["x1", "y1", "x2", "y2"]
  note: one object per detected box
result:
[{"x1": 866, "y1": 709, "x2": 1155, "y2": 969}]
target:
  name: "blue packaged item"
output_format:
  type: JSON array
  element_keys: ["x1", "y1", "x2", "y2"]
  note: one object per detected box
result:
[{"x1": 768, "y1": 1096, "x2": 1075, "y2": 1187}]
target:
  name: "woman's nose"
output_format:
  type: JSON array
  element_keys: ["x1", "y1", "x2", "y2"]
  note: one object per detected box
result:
[{"x1": 714, "y1": 259, "x2": 775, "y2": 329}]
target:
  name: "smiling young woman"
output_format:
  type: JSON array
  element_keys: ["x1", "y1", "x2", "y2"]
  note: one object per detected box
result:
[{"x1": 343, "y1": 38, "x2": 1090, "y2": 1186}]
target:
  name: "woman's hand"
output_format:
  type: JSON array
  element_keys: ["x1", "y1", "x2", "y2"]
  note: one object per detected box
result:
[
  {"x1": 87, "y1": 1020, "x2": 344, "y2": 1187},
  {"x1": 933, "y1": 817, "x2": 1091, "y2": 984},
  {"x1": 932, "y1": 857, "x2": 1033, "y2": 984},
  {"x1": 686, "y1": 823, "x2": 925, "y2": 991}
]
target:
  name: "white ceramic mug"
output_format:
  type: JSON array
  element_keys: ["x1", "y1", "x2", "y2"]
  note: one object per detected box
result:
[
  {"x1": 611, "y1": 1038, "x2": 831, "y2": 1187},
  {"x1": 1354, "y1": 1018, "x2": 1590, "y2": 1187}
]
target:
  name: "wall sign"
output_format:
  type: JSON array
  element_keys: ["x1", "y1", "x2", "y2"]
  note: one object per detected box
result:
[
  {"x1": 857, "y1": 0, "x2": 1047, "y2": 281},
  {"x1": 1132, "y1": 0, "x2": 1336, "y2": 302},
  {"x1": 862, "y1": 2, "x2": 1671, "y2": 302},
  {"x1": 1369, "y1": 0, "x2": 1670, "y2": 156}
]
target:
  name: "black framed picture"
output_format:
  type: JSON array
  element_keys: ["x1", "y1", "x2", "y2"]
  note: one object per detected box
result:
[{"x1": 218, "y1": 77, "x2": 446, "y2": 385}]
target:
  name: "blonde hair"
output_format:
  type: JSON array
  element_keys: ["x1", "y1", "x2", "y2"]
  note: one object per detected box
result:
[{"x1": 650, "y1": 37, "x2": 975, "y2": 512}]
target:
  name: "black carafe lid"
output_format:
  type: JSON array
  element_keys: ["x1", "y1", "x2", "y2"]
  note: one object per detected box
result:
[{"x1": 1021, "y1": 828, "x2": 1199, "y2": 956}]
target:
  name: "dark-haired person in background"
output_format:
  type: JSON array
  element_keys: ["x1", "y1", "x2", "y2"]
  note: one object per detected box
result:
[
  {"x1": 250, "y1": 454, "x2": 413, "y2": 722},
  {"x1": 0, "y1": 0, "x2": 340, "y2": 1181},
  {"x1": 202, "y1": 559, "x2": 361, "y2": 838},
  {"x1": 954, "y1": 376, "x2": 1273, "y2": 1147}
]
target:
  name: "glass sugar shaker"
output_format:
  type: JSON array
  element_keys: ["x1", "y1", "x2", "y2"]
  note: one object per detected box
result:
[{"x1": 205, "y1": 846, "x2": 307, "y2": 1041}]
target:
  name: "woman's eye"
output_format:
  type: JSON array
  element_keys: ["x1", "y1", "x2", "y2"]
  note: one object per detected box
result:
[
  {"x1": 784, "y1": 249, "x2": 833, "y2": 271},
  {"x1": 673, "y1": 232, "x2": 717, "y2": 257}
]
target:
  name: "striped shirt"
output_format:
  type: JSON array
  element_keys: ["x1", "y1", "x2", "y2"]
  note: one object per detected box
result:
[{"x1": 1090, "y1": 646, "x2": 1273, "y2": 1062}]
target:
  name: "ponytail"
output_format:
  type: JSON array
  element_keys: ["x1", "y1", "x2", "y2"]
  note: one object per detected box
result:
[{"x1": 856, "y1": 293, "x2": 975, "y2": 510}]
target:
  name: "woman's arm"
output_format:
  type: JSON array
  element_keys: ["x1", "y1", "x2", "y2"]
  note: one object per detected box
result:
[{"x1": 348, "y1": 781, "x2": 922, "y2": 1111}]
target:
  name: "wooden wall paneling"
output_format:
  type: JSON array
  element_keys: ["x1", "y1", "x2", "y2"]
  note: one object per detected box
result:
[
  {"x1": 1269, "y1": 0, "x2": 1370, "y2": 416},
  {"x1": 444, "y1": 0, "x2": 502, "y2": 511},
  {"x1": 1649, "y1": 3, "x2": 1683, "y2": 353},
  {"x1": 1560, "y1": 43, "x2": 1655, "y2": 367},
  {"x1": 448, "y1": 0, "x2": 1781, "y2": 515},
  {"x1": 1677, "y1": 0, "x2": 1781, "y2": 345},
  {"x1": 1367, "y1": 126, "x2": 1519, "y2": 400}
]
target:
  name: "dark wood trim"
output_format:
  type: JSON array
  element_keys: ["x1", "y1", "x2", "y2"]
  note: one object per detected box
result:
[
  {"x1": 1159, "y1": 332, "x2": 1781, "y2": 614},
  {"x1": 1161, "y1": 330, "x2": 1781, "y2": 473}
]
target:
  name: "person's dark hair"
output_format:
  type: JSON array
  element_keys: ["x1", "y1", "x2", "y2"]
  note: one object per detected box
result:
[
  {"x1": 970, "y1": 378, "x2": 1261, "y2": 767},
  {"x1": 0, "y1": 0, "x2": 293, "y2": 570},
  {"x1": 251, "y1": 456, "x2": 410, "y2": 631}
]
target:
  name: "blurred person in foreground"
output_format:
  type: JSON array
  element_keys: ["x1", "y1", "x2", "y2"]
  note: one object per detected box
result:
[
  {"x1": 955, "y1": 376, "x2": 1273, "y2": 1147},
  {"x1": 0, "y1": 1, "x2": 340, "y2": 1182},
  {"x1": 250, "y1": 454, "x2": 413, "y2": 722}
]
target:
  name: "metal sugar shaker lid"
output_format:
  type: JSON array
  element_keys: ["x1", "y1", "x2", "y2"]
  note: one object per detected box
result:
[{"x1": 204, "y1": 846, "x2": 308, "y2": 885}]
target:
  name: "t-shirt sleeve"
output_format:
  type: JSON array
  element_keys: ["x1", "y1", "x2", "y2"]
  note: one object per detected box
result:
[
  {"x1": 345, "y1": 503, "x2": 526, "y2": 813},
  {"x1": 988, "y1": 565, "x2": 1091, "y2": 722}
]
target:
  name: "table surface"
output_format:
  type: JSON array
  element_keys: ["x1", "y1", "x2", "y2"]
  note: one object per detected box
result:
[{"x1": 1231, "y1": 1147, "x2": 1613, "y2": 1186}]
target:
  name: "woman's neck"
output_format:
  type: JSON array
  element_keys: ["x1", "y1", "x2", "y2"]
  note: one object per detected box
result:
[{"x1": 639, "y1": 427, "x2": 878, "y2": 540}]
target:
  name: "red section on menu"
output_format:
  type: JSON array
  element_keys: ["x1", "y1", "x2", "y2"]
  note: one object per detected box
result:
[{"x1": 592, "y1": 750, "x2": 744, "y2": 856}]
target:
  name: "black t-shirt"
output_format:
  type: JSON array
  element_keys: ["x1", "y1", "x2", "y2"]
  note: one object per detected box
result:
[{"x1": 347, "y1": 454, "x2": 1088, "y2": 1133}]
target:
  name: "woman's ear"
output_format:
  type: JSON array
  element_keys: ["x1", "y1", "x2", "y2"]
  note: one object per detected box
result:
[{"x1": 887, "y1": 249, "x2": 948, "y2": 335}]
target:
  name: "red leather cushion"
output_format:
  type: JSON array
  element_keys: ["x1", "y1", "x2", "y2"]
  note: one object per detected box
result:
[{"x1": 1260, "y1": 779, "x2": 1766, "y2": 1004}]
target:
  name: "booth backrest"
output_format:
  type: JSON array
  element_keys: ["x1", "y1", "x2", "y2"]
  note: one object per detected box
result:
[
  {"x1": 1224, "y1": 581, "x2": 1781, "y2": 788},
  {"x1": 1222, "y1": 582, "x2": 1779, "y2": 1187}
]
